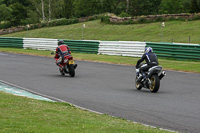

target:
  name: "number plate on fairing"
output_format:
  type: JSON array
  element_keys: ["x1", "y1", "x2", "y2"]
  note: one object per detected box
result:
[{"x1": 69, "y1": 60, "x2": 74, "y2": 64}]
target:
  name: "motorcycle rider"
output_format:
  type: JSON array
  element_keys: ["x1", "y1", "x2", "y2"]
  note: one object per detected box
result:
[
  {"x1": 54, "y1": 40, "x2": 71, "y2": 71},
  {"x1": 136, "y1": 47, "x2": 159, "y2": 82}
]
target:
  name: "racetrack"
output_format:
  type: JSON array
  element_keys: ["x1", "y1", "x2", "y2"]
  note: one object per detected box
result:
[{"x1": 0, "y1": 52, "x2": 200, "y2": 133}]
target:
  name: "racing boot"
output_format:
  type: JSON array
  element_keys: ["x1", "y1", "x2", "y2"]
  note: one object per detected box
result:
[
  {"x1": 137, "y1": 73, "x2": 143, "y2": 82},
  {"x1": 141, "y1": 73, "x2": 146, "y2": 82},
  {"x1": 58, "y1": 64, "x2": 64, "y2": 71}
]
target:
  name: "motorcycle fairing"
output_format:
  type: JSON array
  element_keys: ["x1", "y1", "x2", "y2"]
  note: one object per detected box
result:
[{"x1": 148, "y1": 66, "x2": 162, "y2": 78}]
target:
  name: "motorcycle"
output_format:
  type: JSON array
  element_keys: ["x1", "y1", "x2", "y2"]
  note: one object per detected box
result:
[
  {"x1": 52, "y1": 52, "x2": 77, "y2": 77},
  {"x1": 135, "y1": 63, "x2": 166, "y2": 93}
]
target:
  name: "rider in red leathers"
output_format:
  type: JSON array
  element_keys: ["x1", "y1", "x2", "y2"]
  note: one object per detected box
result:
[{"x1": 54, "y1": 40, "x2": 71, "y2": 71}]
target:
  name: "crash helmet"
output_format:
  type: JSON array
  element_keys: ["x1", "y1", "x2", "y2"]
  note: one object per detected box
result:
[
  {"x1": 144, "y1": 47, "x2": 153, "y2": 53},
  {"x1": 58, "y1": 40, "x2": 64, "y2": 46}
]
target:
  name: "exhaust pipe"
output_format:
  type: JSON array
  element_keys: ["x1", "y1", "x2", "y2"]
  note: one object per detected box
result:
[{"x1": 159, "y1": 71, "x2": 166, "y2": 80}]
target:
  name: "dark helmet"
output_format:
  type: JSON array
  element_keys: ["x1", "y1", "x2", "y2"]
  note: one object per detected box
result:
[
  {"x1": 144, "y1": 47, "x2": 153, "y2": 53},
  {"x1": 58, "y1": 40, "x2": 64, "y2": 46}
]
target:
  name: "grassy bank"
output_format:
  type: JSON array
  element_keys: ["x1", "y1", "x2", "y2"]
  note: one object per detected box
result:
[
  {"x1": 0, "y1": 48, "x2": 199, "y2": 73},
  {"x1": 1, "y1": 20, "x2": 200, "y2": 44},
  {"x1": 0, "y1": 91, "x2": 174, "y2": 133}
]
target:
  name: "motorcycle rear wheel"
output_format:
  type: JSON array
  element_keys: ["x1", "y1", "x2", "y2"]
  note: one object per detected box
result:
[
  {"x1": 135, "y1": 77, "x2": 142, "y2": 90},
  {"x1": 69, "y1": 65, "x2": 75, "y2": 77},
  {"x1": 149, "y1": 74, "x2": 160, "y2": 93}
]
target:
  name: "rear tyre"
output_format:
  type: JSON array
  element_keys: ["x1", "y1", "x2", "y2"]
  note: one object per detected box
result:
[
  {"x1": 149, "y1": 74, "x2": 160, "y2": 93},
  {"x1": 135, "y1": 77, "x2": 142, "y2": 90},
  {"x1": 69, "y1": 65, "x2": 75, "y2": 77}
]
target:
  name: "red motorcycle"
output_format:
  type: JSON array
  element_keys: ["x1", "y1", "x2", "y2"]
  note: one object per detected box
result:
[{"x1": 54, "y1": 54, "x2": 77, "y2": 77}]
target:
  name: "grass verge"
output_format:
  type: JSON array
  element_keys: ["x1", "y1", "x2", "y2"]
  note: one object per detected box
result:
[
  {"x1": 0, "y1": 47, "x2": 200, "y2": 73},
  {"x1": 1, "y1": 19, "x2": 200, "y2": 44},
  {"x1": 0, "y1": 91, "x2": 174, "y2": 133}
]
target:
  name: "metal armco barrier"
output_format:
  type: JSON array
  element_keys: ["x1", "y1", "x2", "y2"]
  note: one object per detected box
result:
[
  {"x1": 98, "y1": 41, "x2": 146, "y2": 57},
  {"x1": 64, "y1": 40, "x2": 99, "y2": 54},
  {"x1": 23, "y1": 38, "x2": 99, "y2": 54},
  {"x1": 23, "y1": 38, "x2": 58, "y2": 51},
  {"x1": 146, "y1": 42, "x2": 200, "y2": 60},
  {"x1": 0, "y1": 37, "x2": 23, "y2": 48},
  {"x1": 1, "y1": 37, "x2": 200, "y2": 60}
]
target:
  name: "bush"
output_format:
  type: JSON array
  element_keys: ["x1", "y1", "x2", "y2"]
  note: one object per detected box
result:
[
  {"x1": 155, "y1": 16, "x2": 165, "y2": 22},
  {"x1": 31, "y1": 24, "x2": 38, "y2": 29},
  {"x1": 41, "y1": 23, "x2": 47, "y2": 28},
  {"x1": 138, "y1": 17, "x2": 147, "y2": 23},
  {"x1": 118, "y1": 12, "x2": 131, "y2": 18},
  {"x1": 127, "y1": 19, "x2": 135, "y2": 24},
  {"x1": 190, "y1": 15, "x2": 200, "y2": 20},
  {"x1": 101, "y1": 16, "x2": 110, "y2": 23},
  {"x1": 178, "y1": 17, "x2": 187, "y2": 21},
  {"x1": 0, "y1": 22, "x2": 12, "y2": 29},
  {"x1": 167, "y1": 17, "x2": 176, "y2": 21},
  {"x1": 48, "y1": 18, "x2": 79, "y2": 26}
]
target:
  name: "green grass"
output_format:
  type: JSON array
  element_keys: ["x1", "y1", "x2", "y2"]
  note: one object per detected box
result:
[
  {"x1": 0, "y1": 47, "x2": 200, "y2": 73},
  {"x1": 0, "y1": 91, "x2": 174, "y2": 133},
  {"x1": 1, "y1": 20, "x2": 200, "y2": 44}
]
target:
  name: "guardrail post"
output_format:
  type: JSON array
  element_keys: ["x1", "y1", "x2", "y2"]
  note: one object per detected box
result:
[{"x1": 189, "y1": 36, "x2": 190, "y2": 44}]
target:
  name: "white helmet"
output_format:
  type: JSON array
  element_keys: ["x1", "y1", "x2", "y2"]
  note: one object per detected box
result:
[{"x1": 144, "y1": 47, "x2": 153, "y2": 53}]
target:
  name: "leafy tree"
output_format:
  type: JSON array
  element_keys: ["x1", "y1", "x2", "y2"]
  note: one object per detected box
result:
[
  {"x1": 0, "y1": 4, "x2": 12, "y2": 22},
  {"x1": 114, "y1": 0, "x2": 127, "y2": 15},
  {"x1": 137, "y1": 0, "x2": 152, "y2": 15},
  {"x1": 30, "y1": 0, "x2": 47, "y2": 22},
  {"x1": 159, "y1": 0, "x2": 185, "y2": 14},
  {"x1": 26, "y1": 1, "x2": 40, "y2": 24},
  {"x1": 182, "y1": 0, "x2": 191, "y2": 13},
  {"x1": 9, "y1": 2, "x2": 27, "y2": 25},
  {"x1": 52, "y1": 0, "x2": 65, "y2": 19},
  {"x1": 0, "y1": 0, "x2": 198, "y2": 28},
  {"x1": 126, "y1": 0, "x2": 161, "y2": 16},
  {"x1": 100, "y1": 0, "x2": 116, "y2": 13},
  {"x1": 63, "y1": 0, "x2": 74, "y2": 18},
  {"x1": 73, "y1": 0, "x2": 101, "y2": 17},
  {"x1": 191, "y1": 0, "x2": 200, "y2": 13},
  {"x1": 127, "y1": 0, "x2": 139, "y2": 16},
  {"x1": 0, "y1": 0, "x2": 4, "y2": 4},
  {"x1": 100, "y1": 0, "x2": 127, "y2": 15},
  {"x1": 4, "y1": 0, "x2": 30, "y2": 6},
  {"x1": 149, "y1": 0, "x2": 162, "y2": 14},
  {"x1": 29, "y1": 0, "x2": 74, "y2": 21}
]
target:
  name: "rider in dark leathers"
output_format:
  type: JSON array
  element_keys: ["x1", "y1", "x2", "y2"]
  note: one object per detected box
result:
[{"x1": 136, "y1": 47, "x2": 159, "y2": 81}]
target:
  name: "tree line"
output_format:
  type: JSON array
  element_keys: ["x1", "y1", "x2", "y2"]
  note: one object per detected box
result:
[{"x1": 0, "y1": 0, "x2": 200, "y2": 27}]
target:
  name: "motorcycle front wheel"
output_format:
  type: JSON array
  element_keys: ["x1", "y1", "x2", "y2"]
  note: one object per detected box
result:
[
  {"x1": 69, "y1": 65, "x2": 75, "y2": 77},
  {"x1": 149, "y1": 74, "x2": 160, "y2": 93},
  {"x1": 135, "y1": 77, "x2": 142, "y2": 90}
]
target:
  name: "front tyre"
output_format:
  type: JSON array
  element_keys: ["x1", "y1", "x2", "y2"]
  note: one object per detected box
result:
[
  {"x1": 135, "y1": 77, "x2": 142, "y2": 90},
  {"x1": 149, "y1": 74, "x2": 160, "y2": 93},
  {"x1": 69, "y1": 65, "x2": 75, "y2": 77}
]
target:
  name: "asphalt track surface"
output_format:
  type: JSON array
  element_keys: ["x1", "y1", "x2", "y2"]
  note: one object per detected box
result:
[{"x1": 0, "y1": 52, "x2": 200, "y2": 133}]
